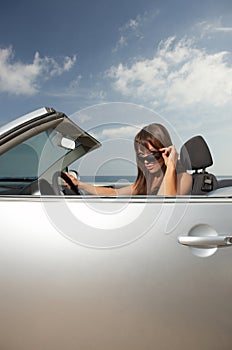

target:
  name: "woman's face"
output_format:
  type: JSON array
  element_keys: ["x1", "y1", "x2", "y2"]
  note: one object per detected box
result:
[{"x1": 137, "y1": 142, "x2": 164, "y2": 174}]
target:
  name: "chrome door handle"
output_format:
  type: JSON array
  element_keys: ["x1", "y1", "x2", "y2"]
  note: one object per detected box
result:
[{"x1": 178, "y1": 235, "x2": 232, "y2": 247}]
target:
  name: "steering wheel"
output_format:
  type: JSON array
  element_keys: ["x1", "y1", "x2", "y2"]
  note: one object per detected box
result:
[{"x1": 52, "y1": 171, "x2": 81, "y2": 195}]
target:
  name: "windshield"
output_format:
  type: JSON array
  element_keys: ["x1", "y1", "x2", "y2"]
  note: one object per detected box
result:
[{"x1": 0, "y1": 129, "x2": 70, "y2": 180}]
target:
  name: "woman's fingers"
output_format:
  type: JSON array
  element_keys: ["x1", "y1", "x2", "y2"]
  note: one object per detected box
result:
[
  {"x1": 66, "y1": 173, "x2": 79, "y2": 187},
  {"x1": 159, "y1": 146, "x2": 178, "y2": 166}
]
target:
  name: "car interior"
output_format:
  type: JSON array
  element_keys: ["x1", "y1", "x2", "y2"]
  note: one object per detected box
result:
[
  {"x1": 52, "y1": 135, "x2": 232, "y2": 196},
  {"x1": 180, "y1": 135, "x2": 219, "y2": 195},
  {"x1": 0, "y1": 133, "x2": 232, "y2": 197},
  {"x1": 180, "y1": 135, "x2": 232, "y2": 194}
]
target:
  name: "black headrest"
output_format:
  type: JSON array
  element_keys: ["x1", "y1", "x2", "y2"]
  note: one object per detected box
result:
[{"x1": 180, "y1": 135, "x2": 213, "y2": 171}]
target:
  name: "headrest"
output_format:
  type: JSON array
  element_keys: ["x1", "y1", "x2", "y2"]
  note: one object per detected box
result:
[{"x1": 180, "y1": 135, "x2": 213, "y2": 171}]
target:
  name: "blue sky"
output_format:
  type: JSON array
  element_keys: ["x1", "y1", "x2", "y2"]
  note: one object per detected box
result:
[{"x1": 0, "y1": 0, "x2": 232, "y2": 174}]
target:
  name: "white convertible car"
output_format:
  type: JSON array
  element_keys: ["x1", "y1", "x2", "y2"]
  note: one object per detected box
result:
[{"x1": 0, "y1": 107, "x2": 232, "y2": 350}]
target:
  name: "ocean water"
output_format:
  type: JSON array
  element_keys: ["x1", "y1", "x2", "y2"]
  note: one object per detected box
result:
[
  {"x1": 81, "y1": 175, "x2": 136, "y2": 183},
  {"x1": 81, "y1": 175, "x2": 231, "y2": 184}
]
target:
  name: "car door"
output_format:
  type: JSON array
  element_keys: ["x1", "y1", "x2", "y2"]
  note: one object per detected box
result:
[{"x1": 0, "y1": 194, "x2": 232, "y2": 350}]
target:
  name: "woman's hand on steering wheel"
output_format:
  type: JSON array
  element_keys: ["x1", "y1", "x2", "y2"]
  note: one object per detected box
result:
[
  {"x1": 52, "y1": 171, "x2": 80, "y2": 195},
  {"x1": 64, "y1": 172, "x2": 79, "y2": 188}
]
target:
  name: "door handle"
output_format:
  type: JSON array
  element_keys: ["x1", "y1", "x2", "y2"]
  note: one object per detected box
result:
[{"x1": 178, "y1": 235, "x2": 232, "y2": 247}]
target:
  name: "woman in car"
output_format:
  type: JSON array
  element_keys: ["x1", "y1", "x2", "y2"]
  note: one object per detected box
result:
[{"x1": 66, "y1": 123, "x2": 192, "y2": 196}]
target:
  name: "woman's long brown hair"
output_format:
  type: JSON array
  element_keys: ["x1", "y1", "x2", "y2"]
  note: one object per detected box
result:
[{"x1": 134, "y1": 123, "x2": 172, "y2": 195}]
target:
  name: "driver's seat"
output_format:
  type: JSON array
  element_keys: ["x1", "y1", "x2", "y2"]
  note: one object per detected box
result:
[{"x1": 180, "y1": 135, "x2": 219, "y2": 195}]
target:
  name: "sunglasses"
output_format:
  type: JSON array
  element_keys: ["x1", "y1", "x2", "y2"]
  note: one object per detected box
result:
[{"x1": 137, "y1": 151, "x2": 163, "y2": 163}]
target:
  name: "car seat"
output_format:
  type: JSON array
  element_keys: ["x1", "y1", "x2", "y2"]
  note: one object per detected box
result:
[{"x1": 180, "y1": 135, "x2": 219, "y2": 195}]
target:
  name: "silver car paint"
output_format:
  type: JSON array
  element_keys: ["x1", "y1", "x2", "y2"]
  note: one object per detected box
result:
[{"x1": 0, "y1": 195, "x2": 232, "y2": 350}]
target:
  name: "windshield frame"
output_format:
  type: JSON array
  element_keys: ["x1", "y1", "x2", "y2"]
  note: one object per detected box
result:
[{"x1": 0, "y1": 108, "x2": 101, "y2": 185}]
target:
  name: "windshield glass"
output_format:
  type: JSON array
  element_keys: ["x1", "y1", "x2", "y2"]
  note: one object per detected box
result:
[{"x1": 0, "y1": 129, "x2": 70, "y2": 179}]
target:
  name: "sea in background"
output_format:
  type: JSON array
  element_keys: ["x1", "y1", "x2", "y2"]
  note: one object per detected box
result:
[
  {"x1": 81, "y1": 175, "x2": 231, "y2": 183},
  {"x1": 81, "y1": 175, "x2": 136, "y2": 183}
]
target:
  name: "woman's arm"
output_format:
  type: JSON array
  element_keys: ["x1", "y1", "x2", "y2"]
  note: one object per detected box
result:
[
  {"x1": 158, "y1": 169, "x2": 192, "y2": 196},
  {"x1": 78, "y1": 181, "x2": 116, "y2": 195},
  {"x1": 177, "y1": 172, "x2": 192, "y2": 195},
  {"x1": 157, "y1": 165, "x2": 177, "y2": 195},
  {"x1": 157, "y1": 145, "x2": 192, "y2": 195},
  {"x1": 66, "y1": 174, "x2": 134, "y2": 196},
  {"x1": 158, "y1": 145, "x2": 178, "y2": 195}
]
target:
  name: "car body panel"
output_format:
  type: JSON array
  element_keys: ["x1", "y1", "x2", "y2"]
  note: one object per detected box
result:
[{"x1": 1, "y1": 196, "x2": 232, "y2": 349}]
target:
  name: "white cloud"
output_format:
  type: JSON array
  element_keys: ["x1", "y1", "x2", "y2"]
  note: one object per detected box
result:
[
  {"x1": 68, "y1": 75, "x2": 82, "y2": 89},
  {"x1": 196, "y1": 20, "x2": 232, "y2": 38},
  {"x1": 120, "y1": 14, "x2": 142, "y2": 32},
  {"x1": 112, "y1": 11, "x2": 159, "y2": 52},
  {"x1": 128, "y1": 19, "x2": 139, "y2": 30},
  {"x1": 44, "y1": 54, "x2": 77, "y2": 77},
  {"x1": 90, "y1": 124, "x2": 142, "y2": 142},
  {"x1": 88, "y1": 88, "x2": 107, "y2": 101},
  {"x1": 112, "y1": 35, "x2": 128, "y2": 52},
  {"x1": 0, "y1": 46, "x2": 76, "y2": 95},
  {"x1": 75, "y1": 112, "x2": 93, "y2": 123},
  {"x1": 100, "y1": 124, "x2": 142, "y2": 139},
  {"x1": 214, "y1": 26, "x2": 232, "y2": 33},
  {"x1": 121, "y1": 9, "x2": 159, "y2": 34},
  {"x1": 107, "y1": 36, "x2": 232, "y2": 109}
]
